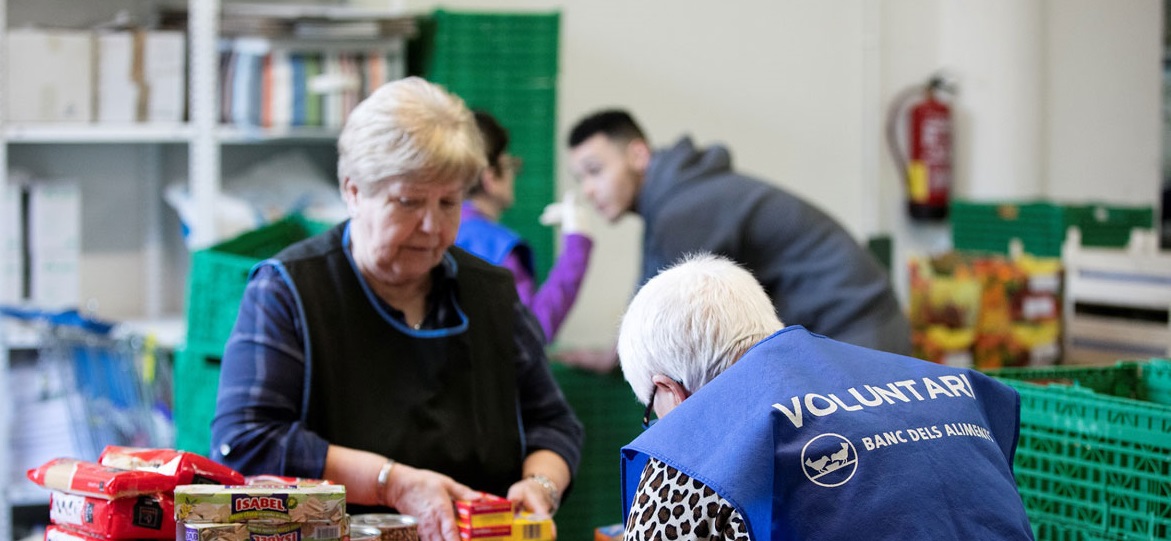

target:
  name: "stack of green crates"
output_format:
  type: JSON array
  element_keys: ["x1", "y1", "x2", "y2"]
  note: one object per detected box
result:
[
  {"x1": 176, "y1": 215, "x2": 332, "y2": 456},
  {"x1": 415, "y1": 9, "x2": 560, "y2": 281},
  {"x1": 550, "y1": 365, "x2": 644, "y2": 541},
  {"x1": 950, "y1": 200, "x2": 1154, "y2": 257},
  {"x1": 987, "y1": 360, "x2": 1171, "y2": 540}
]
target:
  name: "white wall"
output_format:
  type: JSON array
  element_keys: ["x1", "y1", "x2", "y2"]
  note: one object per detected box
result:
[
  {"x1": 376, "y1": 0, "x2": 1164, "y2": 349},
  {"x1": 1045, "y1": 0, "x2": 1162, "y2": 203},
  {"x1": 881, "y1": 0, "x2": 1163, "y2": 305}
]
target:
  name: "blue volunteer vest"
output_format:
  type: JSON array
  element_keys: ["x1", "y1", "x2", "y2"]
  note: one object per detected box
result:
[
  {"x1": 621, "y1": 326, "x2": 1033, "y2": 540},
  {"x1": 455, "y1": 215, "x2": 535, "y2": 276}
]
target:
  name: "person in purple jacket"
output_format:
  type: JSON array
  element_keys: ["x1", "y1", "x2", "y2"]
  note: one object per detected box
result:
[{"x1": 455, "y1": 110, "x2": 594, "y2": 343}]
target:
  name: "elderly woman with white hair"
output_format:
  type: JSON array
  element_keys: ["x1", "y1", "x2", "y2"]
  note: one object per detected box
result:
[
  {"x1": 617, "y1": 254, "x2": 1033, "y2": 541},
  {"x1": 211, "y1": 77, "x2": 582, "y2": 541}
]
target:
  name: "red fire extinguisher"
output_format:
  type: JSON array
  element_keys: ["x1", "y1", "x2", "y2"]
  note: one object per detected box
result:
[{"x1": 887, "y1": 75, "x2": 954, "y2": 221}]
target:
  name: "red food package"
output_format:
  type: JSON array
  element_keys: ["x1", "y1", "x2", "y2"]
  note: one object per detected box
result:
[
  {"x1": 44, "y1": 525, "x2": 105, "y2": 541},
  {"x1": 243, "y1": 474, "x2": 336, "y2": 487},
  {"x1": 455, "y1": 494, "x2": 512, "y2": 516},
  {"x1": 27, "y1": 458, "x2": 176, "y2": 500},
  {"x1": 458, "y1": 524, "x2": 512, "y2": 540},
  {"x1": 50, "y1": 491, "x2": 175, "y2": 539},
  {"x1": 98, "y1": 446, "x2": 244, "y2": 486}
]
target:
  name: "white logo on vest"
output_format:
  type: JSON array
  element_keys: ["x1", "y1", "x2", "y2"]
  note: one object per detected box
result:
[{"x1": 801, "y1": 433, "x2": 858, "y2": 487}]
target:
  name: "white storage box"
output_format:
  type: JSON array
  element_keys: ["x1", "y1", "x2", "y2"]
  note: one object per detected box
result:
[
  {"x1": 1062, "y1": 227, "x2": 1171, "y2": 365},
  {"x1": 6, "y1": 28, "x2": 93, "y2": 123}
]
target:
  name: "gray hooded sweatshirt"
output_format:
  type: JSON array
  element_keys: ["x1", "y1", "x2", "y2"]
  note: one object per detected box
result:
[{"x1": 637, "y1": 136, "x2": 911, "y2": 354}]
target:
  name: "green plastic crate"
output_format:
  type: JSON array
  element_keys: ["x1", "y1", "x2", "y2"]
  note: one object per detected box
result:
[
  {"x1": 950, "y1": 200, "x2": 1155, "y2": 257},
  {"x1": 1140, "y1": 359, "x2": 1171, "y2": 406},
  {"x1": 424, "y1": 10, "x2": 560, "y2": 86},
  {"x1": 1065, "y1": 204, "x2": 1155, "y2": 250},
  {"x1": 184, "y1": 215, "x2": 332, "y2": 355},
  {"x1": 987, "y1": 361, "x2": 1171, "y2": 539},
  {"x1": 551, "y1": 364, "x2": 644, "y2": 541},
  {"x1": 178, "y1": 216, "x2": 332, "y2": 456},
  {"x1": 989, "y1": 362, "x2": 1146, "y2": 400},
  {"x1": 951, "y1": 200, "x2": 1067, "y2": 257},
  {"x1": 413, "y1": 10, "x2": 561, "y2": 282},
  {"x1": 172, "y1": 345, "x2": 222, "y2": 458}
]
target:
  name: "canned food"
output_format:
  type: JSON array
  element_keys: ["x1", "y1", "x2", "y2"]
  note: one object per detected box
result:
[
  {"x1": 349, "y1": 524, "x2": 382, "y2": 541},
  {"x1": 350, "y1": 514, "x2": 419, "y2": 541}
]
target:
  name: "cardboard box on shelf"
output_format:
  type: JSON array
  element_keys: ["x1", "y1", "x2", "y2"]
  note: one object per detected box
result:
[
  {"x1": 144, "y1": 30, "x2": 186, "y2": 123},
  {"x1": 0, "y1": 183, "x2": 24, "y2": 304},
  {"x1": 27, "y1": 180, "x2": 80, "y2": 310},
  {"x1": 6, "y1": 28, "x2": 93, "y2": 123},
  {"x1": 95, "y1": 31, "x2": 140, "y2": 123}
]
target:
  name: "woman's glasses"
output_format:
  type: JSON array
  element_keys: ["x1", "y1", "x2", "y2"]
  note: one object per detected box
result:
[
  {"x1": 642, "y1": 378, "x2": 685, "y2": 430},
  {"x1": 499, "y1": 155, "x2": 524, "y2": 176},
  {"x1": 641, "y1": 385, "x2": 658, "y2": 430}
]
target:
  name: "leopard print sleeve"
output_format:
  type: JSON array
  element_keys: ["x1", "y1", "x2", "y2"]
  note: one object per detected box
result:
[{"x1": 624, "y1": 458, "x2": 750, "y2": 541}]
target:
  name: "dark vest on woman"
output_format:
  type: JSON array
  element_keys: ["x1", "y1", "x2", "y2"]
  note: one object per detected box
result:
[{"x1": 271, "y1": 222, "x2": 523, "y2": 498}]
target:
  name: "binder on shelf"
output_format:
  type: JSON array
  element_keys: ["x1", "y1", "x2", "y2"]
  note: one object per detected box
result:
[
  {"x1": 27, "y1": 180, "x2": 81, "y2": 310},
  {"x1": 1, "y1": 183, "x2": 24, "y2": 305},
  {"x1": 229, "y1": 39, "x2": 265, "y2": 128},
  {"x1": 144, "y1": 30, "x2": 187, "y2": 123},
  {"x1": 95, "y1": 31, "x2": 140, "y2": 123},
  {"x1": 303, "y1": 54, "x2": 323, "y2": 127},
  {"x1": 218, "y1": 36, "x2": 405, "y2": 129},
  {"x1": 267, "y1": 50, "x2": 294, "y2": 130},
  {"x1": 290, "y1": 54, "x2": 307, "y2": 126}
]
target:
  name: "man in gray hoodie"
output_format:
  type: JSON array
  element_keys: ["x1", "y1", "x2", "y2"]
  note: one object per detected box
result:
[{"x1": 563, "y1": 110, "x2": 910, "y2": 371}]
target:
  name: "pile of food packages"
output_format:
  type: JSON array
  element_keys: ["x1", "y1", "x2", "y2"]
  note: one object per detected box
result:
[
  {"x1": 27, "y1": 447, "x2": 244, "y2": 541},
  {"x1": 25, "y1": 447, "x2": 555, "y2": 541},
  {"x1": 909, "y1": 251, "x2": 1063, "y2": 369},
  {"x1": 455, "y1": 495, "x2": 552, "y2": 541}
]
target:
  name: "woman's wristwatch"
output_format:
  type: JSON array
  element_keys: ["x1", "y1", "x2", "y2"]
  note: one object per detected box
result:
[{"x1": 526, "y1": 473, "x2": 560, "y2": 512}]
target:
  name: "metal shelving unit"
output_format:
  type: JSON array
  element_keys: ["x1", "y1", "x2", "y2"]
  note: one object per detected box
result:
[{"x1": 0, "y1": 1, "x2": 409, "y2": 538}]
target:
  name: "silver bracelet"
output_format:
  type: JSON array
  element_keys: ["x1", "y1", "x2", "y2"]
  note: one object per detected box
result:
[
  {"x1": 526, "y1": 473, "x2": 560, "y2": 512},
  {"x1": 376, "y1": 460, "x2": 396, "y2": 506}
]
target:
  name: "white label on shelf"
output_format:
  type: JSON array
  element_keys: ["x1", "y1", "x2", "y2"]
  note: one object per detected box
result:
[
  {"x1": 1028, "y1": 273, "x2": 1061, "y2": 293},
  {"x1": 1022, "y1": 295, "x2": 1057, "y2": 320}
]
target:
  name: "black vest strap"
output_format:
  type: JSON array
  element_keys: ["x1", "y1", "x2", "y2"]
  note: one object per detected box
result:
[{"x1": 275, "y1": 223, "x2": 523, "y2": 497}]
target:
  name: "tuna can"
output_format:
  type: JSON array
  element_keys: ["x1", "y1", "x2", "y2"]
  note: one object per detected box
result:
[
  {"x1": 349, "y1": 524, "x2": 382, "y2": 541},
  {"x1": 350, "y1": 514, "x2": 419, "y2": 541}
]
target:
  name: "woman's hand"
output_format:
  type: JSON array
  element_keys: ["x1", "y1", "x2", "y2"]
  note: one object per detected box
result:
[
  {"x1": 506, "y1": 476, "x2": 557, "y2": 516},
  {"x1": 506, "y1": 477, "x2": 559, "y2": 540},
  {"x1": 385, "y1": 464, "x2": 481, "y2": 541}
]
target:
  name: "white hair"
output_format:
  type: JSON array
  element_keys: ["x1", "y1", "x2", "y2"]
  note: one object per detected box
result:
[
  {"x1": 618, "y1": 253, "x2": 784, "y2": 405},
  {"x1": 337, "y1": 77, "x2": 486, "y2": 193}
]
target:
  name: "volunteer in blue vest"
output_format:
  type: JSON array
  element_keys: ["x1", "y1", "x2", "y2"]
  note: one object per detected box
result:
[
  {"x1": 455, "y1": 110, "x2": 594, "y2": 342},
  {"x1": 211, "y1": 77, "x2": 583, "y2": 541},
  {"x1": 616, "y1": 254, "x2": 1033, "y2": 540}
]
